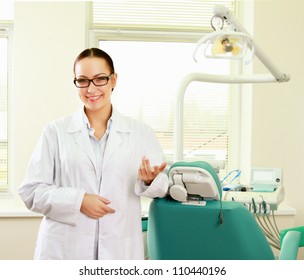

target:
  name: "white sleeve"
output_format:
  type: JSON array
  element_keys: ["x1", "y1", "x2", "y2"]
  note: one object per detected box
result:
[
  {"x1": 135, "y1": 173, "x2": 168, "y2": 198},
  {"x1": 134, "y1": 124, "x2": 169, "y2": 198},
  {"x1": 18, "y1": 124, "x2": 85, "y2": 226}
]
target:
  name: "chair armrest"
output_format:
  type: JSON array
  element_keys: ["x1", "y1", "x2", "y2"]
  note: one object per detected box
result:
[
  {"x1": 280, "y1": 226, "x2": 304, "y2": 247},
  {"x1": 279, "y1": 228, "x2": 303, "y2": 260}
]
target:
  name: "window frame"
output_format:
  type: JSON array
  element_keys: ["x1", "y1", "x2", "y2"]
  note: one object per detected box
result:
[{"x1": 0, "y1": 22, "x2": 13, "y2": 194}]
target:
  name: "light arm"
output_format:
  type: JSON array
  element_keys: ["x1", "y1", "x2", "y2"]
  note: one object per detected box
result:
[{"x1": 212, "y1": 5, "x2": 290, "y2": 82}]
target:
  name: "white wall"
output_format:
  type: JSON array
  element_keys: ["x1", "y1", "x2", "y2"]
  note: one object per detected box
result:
[
  {"x1": 12, "y1": 1, "x2": 87, "y2": 206},
  {"x1": 251, "y1": 0, "x2": 304, "y2": 226}
]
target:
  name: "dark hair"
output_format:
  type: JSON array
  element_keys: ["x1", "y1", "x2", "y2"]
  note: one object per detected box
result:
[{"x1": 73, "y1": 48, "x2": 115, "y2": 74}]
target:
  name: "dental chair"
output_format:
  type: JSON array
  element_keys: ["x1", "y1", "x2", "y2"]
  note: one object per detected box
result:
[{"x1": 147, "y1": 161, "x2": 302, "y2": 260}]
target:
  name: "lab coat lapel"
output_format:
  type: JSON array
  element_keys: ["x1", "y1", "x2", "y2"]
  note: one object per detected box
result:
[
  {"x1": 103, "y1": 109, "x2": 130, "y2": 166},
  {"x1": 67, "y1": 110, "x2": 97, "y2": 172},
  {"x1": 103, "y1": 130, "x2": 122, "y2": 165}
]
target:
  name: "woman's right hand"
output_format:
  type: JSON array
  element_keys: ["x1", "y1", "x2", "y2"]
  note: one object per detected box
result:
[{"x1": 80, "y1": 193, "x2": 115, "y2": 219}]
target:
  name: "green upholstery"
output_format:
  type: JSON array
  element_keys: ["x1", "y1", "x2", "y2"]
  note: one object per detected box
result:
[
  {"x1": 280, "y1": 226, "x2": 304, "y2": 247},
  {"x1": 147, "y1": 197, "x2": 275, "y2": 260},
  {"x1": 142, "y1": 217, "x2": 148, "y2": 232},
  {"x1": 279, "y1": 226, "x2": 304, "y2": 260},
  {"x1": 279, "y1": 231, "x2": 301, "y2": 260}
]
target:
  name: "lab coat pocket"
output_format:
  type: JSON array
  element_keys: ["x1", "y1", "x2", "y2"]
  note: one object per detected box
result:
[
  {"x1": 65, "y1": 232, "x2": 95, "y2": 260},
  {"x1": 34, "y1": 231, "x2": 65, "y2": 260},
  {"x1": 99, "y1": 234, "x2": 144, "y2": 260},
  {"x1": 65, "y1": 214, "x2": 96, "y2": 260},
  {"x1": 34, "y1": 217, "x2": 68, "y2": 260}
]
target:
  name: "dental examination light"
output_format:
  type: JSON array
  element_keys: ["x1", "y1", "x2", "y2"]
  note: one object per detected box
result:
[
  {"x1": 193, "y1": 4, "x2": 290, "y2": 83},
  {"x1": 174, "y1": 5, "x2": 290, "y2": 161},
  {"x1": 194, "y1": 23, "x2": 255, "y2": 64}
]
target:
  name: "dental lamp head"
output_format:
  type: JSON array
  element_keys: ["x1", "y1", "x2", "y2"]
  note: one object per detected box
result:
[
  {"x1": 192, "y1": 4, "x2": 290, "y2": 83},
  {"x1": 193, "y1": 28, "x2": 255, "y2": 64}
]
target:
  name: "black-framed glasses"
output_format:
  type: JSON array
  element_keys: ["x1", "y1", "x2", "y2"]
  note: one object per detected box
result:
[{"x1": 73, "y1": 74, "x2": 114, "y2": 88}]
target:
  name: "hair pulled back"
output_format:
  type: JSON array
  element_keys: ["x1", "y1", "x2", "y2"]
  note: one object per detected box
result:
[{"x1": 73, "y1": 48, "x2": 115, "y2": 75}]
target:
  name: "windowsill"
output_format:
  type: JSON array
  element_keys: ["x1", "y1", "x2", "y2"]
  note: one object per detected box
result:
[
  {"x1": 0, "y1": 192, "x2": 14, "y2": 199},
  {"x1": 0, "y1": 193, "x2": 43, "y2": 217},
  {"x1": 0, "y1": 207, "x2": 43, "y2": 218}
]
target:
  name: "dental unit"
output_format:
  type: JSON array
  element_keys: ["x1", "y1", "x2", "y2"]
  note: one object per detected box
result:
[{"x1": 164, "y1": 4, "x2": 292, "y2": 253}]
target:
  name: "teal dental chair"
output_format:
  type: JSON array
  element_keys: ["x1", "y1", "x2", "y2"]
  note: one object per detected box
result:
[{"x1": 147, "y1": 161, "x2": 303, "y2": 260}]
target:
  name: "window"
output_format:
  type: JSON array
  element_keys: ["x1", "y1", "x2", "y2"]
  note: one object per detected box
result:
[
  {"x1": 90, "y1": 0, "x2": 241, "y2": 175},
  {"x1": 0, "y1": 0, "x2": 13, "y2": 192},
  {"x1": 0, "y1": 25, "x2": 12, "y2": 192}
]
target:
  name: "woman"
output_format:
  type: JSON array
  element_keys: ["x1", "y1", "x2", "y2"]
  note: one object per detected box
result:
[{"x1": 19, "y1": 48, "x2": 168, "y2": 260}]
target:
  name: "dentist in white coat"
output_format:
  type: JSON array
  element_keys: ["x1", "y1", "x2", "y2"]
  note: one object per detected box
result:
[{"x1": 19, "y1": 48, "x2": 168, "y2": 260}]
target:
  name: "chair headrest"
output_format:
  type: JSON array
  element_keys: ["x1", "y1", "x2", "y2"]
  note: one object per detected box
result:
[{"x1": 168, "y1": 161, "x2": 222, "y2": 201}]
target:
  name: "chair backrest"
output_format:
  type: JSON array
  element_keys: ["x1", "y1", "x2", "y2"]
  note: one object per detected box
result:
[{"x1": 147, "y1": 198, "x2": 275, "y2": 260}]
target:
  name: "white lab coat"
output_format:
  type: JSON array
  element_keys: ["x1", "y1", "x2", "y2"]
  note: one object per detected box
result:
[{"x1": 19, "y1": 108, "x2": 168, "y2": 260}]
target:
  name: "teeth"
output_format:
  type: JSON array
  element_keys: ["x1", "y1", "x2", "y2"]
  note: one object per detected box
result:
[{"x1": 87, "y1": 95, "x2": 101, "y2": 101}]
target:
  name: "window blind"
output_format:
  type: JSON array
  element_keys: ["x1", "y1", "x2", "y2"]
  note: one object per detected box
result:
[
  {"x1": 0, "y1": 0, "x2": 14, "y2": 21},
  {"x1": 0, "y1": 0, "x2": 13, "y2": 192},
  {"x1": 0, "y1": 28, "x2": 10, "y2": 192},
  {"x1": 91, "y1": 0, "x2": 239, "y2": 32}
]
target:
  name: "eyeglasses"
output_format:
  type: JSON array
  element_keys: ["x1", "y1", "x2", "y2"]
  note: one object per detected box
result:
[{"x1": 73, "y1": 74, "x2": 114, "y2": 88}]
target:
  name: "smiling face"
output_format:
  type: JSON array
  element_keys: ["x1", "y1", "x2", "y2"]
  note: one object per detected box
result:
[{"x1": 74, "y1": 56, "x2": 117, "y2": 113}]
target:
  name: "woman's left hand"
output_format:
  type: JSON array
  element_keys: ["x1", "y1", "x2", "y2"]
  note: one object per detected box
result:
[{"x1": 138, "y1": 156, "x2": 166, "y2": 186}]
